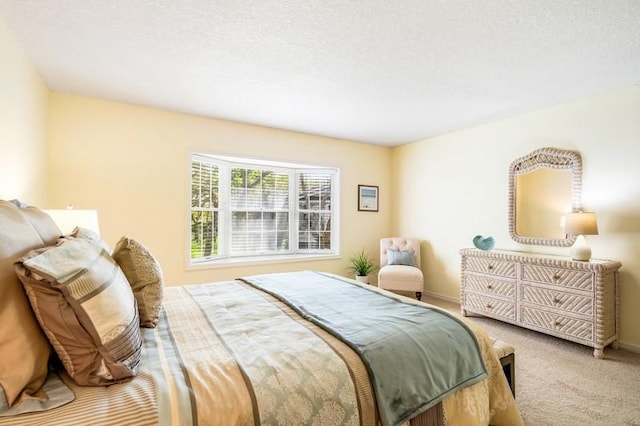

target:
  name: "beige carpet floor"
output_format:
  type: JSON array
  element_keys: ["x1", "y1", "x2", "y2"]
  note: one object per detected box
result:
[{"x1": 425, "y1": 296, "x2": 640, "y2": 426}]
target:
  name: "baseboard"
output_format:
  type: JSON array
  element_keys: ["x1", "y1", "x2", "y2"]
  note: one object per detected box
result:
[
  {"x1": 422, "y1": 290, "x2": 459, "y2": 304},
  {"x1": 618, "y1": 341, "x2": 640, "y2": 354}
]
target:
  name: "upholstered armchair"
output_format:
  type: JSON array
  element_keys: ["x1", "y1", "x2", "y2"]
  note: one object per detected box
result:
[{"x1": 378, "y1": 237, "x2": 424, "y2": 300}]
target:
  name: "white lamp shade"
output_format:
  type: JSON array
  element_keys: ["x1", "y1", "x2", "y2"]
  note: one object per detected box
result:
[
  {"x1": 44, "y1": 209, "x2": 100, "y2": 235},
  {"x1": 564, "y1": 212, "x2": 598, "y2": 236}
]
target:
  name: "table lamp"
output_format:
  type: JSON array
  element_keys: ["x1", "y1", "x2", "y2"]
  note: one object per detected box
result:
[
  {"x1": 564, "y1": 212, "x2": 598, "y2": 261},
  {"x1": 44, "y1": 206, "x2": 100, "y2": 235}
]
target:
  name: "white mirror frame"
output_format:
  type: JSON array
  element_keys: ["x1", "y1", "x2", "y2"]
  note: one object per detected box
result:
[{"x1": 508, "y1": 147, "x2": 583, "y2": 247}]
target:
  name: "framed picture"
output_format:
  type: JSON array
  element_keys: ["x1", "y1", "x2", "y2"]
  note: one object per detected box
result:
[{"x1": 358, "y1": 185, "x2": 379, "y2": 212}]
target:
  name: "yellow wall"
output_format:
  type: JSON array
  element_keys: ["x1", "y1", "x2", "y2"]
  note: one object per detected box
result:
[
  {"x1": 5, "y1": 16, "x2": 640, "y2": 351},
  {"x1": 391, "y1": 85, "x2": 640, "y2": 351},
  {"x1": 47, "y1": 94, "x2": 391, "y2": 286},
  {"x1": 0, "y1": 19, "x2": 49, "y2": 204}
]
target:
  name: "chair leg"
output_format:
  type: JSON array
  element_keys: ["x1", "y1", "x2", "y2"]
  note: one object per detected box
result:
[{"x1": 415, "y1": 292, "x2": 422, "y2": 301}]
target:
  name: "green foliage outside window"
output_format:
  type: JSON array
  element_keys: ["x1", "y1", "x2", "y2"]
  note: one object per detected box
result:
[{"x1": 190, "y1": 154, "x2": 337, "y2": 263}]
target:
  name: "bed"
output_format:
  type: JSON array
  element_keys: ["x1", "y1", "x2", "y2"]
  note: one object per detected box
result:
[{"x1": 0, "y1": 200, "x2": 523, "y2": 425}]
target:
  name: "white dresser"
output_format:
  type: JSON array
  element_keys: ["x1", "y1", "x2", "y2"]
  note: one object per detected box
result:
[{"x1": 459, "y1": 248, "x2": 621, "y2": 358}]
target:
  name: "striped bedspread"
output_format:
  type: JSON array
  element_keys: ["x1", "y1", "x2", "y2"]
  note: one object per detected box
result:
[{"x1": 1, "y1": 275, "x2": 523, "y2": 426}]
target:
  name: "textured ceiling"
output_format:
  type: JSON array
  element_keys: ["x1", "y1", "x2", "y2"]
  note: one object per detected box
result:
[{"x1": 1, "y1": 1, "x2": 639, "y2": 146}]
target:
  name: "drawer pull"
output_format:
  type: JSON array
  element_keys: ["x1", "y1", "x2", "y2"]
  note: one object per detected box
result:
[
  {"x1": 486, "y1": 304, "x2": 493, "y2": 310},
  {"x1": 487, "y1": 284, "x2": 493, "y2": 290},
  {"x1": 553, "y1": 273, "x2": 561, "y2": 281},
  {"x1": 553, "y1": 297, "x2": 561, "y2": 304},
  {"x1": 554, "y1": 318, "x2": 562, "y2": 327},
  {"x1": 487, "y1": 265, "x2": 494, "y2": 271}
]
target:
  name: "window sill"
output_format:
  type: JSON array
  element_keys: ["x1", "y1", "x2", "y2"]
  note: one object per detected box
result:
[{"x1": 187, "y1": 253, "x2": 341, "y2": 270}]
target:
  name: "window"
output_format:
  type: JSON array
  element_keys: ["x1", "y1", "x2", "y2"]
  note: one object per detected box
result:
[{"x1": 190, "y1": 153, "x2": 339, "y2": 264}]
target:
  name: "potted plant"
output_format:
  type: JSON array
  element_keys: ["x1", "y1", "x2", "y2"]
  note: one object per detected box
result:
[{"x1": 348, "y1": 249, "x2": 377, "y2": 283}]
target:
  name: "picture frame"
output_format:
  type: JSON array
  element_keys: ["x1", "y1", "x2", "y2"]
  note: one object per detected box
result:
[{"x1": 358, "y1": 185, "x2": 379, "y2": 212}]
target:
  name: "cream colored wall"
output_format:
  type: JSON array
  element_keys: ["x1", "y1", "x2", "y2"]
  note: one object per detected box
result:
[
  {"x1": 47, "y1": 93, "x2": 391, "y2": 286},
  {"x1": 391, "y1": 85, "x2": 640, "y2": 351},
  {"x1": 0, "y1": 19, "x2": 50, "y2": 204},
  {"x1": 9, "y1": 12, "x2": 637, "y2": 349}
]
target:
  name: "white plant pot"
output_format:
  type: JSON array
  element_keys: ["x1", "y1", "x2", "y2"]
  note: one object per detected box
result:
[{"x1": 355, "y1": 275, "x2": 369, "y2": 284}]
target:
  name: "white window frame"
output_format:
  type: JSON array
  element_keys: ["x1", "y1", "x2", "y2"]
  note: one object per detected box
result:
[{"x1": 188, "y1": 152, "x2": 340, "y2": 267}]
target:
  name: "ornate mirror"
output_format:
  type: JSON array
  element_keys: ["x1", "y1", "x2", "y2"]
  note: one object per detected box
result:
[{"x1": 508, "y1": 147, "x2": 582, "y2": 247}]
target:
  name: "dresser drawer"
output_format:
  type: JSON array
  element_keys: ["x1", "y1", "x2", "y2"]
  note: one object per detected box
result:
[
  {"x1": 464, "y1": 293, "x2": 516, "y2": 321},
  {"x1": 463, "y1": 275, "x2": 515, "y2": 299},
  {"x1": 521, "y1": 286, "x2": 593, "y2": 316},
  {"x1": 520, "y1": 305, "x2": 593, "y2": 343},
  {"x1": 522, "y1": 265, "x2": 593, "y2": 291},
  {"x1": 464, "y1": 257, "x2": 516, "y2": 278}
]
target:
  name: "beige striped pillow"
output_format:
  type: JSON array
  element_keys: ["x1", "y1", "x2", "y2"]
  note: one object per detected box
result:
[{"x1": 16, "y1": 238, "x2": 142, "y2": 386}]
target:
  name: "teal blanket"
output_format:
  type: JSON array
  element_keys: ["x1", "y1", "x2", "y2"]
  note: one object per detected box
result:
[{"x1": 239, "y1": 271, "x2": 487, "y2": 426}]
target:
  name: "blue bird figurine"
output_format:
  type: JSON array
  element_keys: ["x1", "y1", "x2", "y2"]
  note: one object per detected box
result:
[{"x1": 473, "y1": 235, "x2": 495, "y2": 251}]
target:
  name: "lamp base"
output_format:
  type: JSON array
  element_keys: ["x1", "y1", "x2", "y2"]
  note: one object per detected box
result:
[{"x1": 570, "y1": 235, "x2": 591, "y2": 261}]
